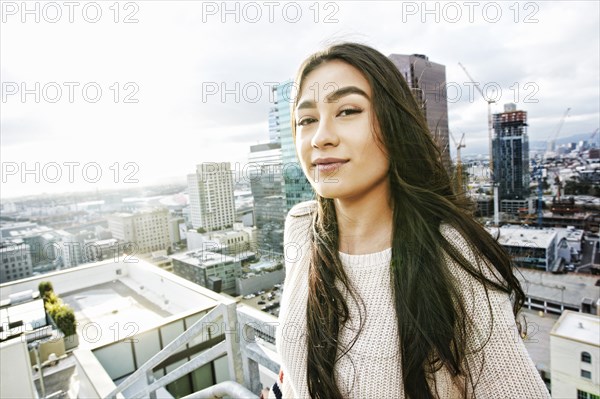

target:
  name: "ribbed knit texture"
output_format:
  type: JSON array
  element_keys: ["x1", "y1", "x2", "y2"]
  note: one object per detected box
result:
[{"x1": 270, "y1": 201, "x2": 551, "y2": 398}]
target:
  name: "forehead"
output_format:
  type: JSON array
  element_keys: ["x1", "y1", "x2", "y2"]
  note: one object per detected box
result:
[{"x1": 298, "y1": 60, "x2": 372, "y2": 102}]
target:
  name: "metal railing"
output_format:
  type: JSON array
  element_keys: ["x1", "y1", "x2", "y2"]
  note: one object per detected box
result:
[
  {"x1": 106, "y1": 302, "x2": 245, "y2": 399},
  {"x1": 105, "y1": 302, "x2": 280, "y2": 399},
  {"x1": 181, "y1": 381, "x2": 258, "y2": 399}
]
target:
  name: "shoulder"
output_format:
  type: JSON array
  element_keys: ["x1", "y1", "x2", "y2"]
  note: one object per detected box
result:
[
  {"x1": 438, "y1": 222, "x2": 506, "y2": 286},
  {"x1": 284, "y1": 200, "x2": 315, "y2": 247},
  {"x1": 287, "y1": 200, "x2": 317, "y2": 218},
  {"x1": 439, "y1": 223, "x2": 471, "y2": 252}
]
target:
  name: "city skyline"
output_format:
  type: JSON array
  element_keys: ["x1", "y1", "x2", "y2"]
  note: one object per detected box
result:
[{"x1": 2, "y1": 1, "x2": 599, "y2": 198}]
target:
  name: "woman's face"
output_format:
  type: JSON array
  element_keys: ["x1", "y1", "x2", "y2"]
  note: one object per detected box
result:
[{"x1": 294, "y1": 60, "x2": 390, "y2": 201}]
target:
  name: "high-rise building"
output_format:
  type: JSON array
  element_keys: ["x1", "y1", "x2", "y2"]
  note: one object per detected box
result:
[
  {"x1": 273, "y1": 81, "x2": 314, "y2": 211},
  {"x1": 188, "y1": 163, "x2": 236, "y2": 231},
  {"x1": 388, "y1": 53, "x2": 451, "y2": 172},
  {"x1": 268, "y1": 107, "x2": 280, "y2": 144},
  {"x1": 54, "y1": 230, "x2": 84, "y2": 268},
  {"x1": 107, "y1": 208, "x2": 171, "y2": 254},
  {"x1": 248, "y1": 142, "x2": 286, "y2": 253},
  {"x1": 0, "y1": 242, "x2": 32, "y2": 283},
  {"x1": 493, "y1": 103, "x2": 530, "y2": 201}
]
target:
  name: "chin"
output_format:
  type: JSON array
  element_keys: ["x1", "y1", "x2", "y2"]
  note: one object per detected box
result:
[{"x1": 312, "y1": 184, "x2": 347, "y2": 199}]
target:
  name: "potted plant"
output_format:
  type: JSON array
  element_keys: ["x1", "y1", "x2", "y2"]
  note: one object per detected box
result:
[
  {"x1": 53, "y1": 305, "x2": 78, "y2": 350},
  {"x1": 39, "y1": 281, "x2": 79, "y2": 350}
]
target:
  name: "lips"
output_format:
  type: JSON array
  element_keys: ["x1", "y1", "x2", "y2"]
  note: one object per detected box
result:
[{"x1": 312, "y1": 158, "x2": 349, "y2": 174}]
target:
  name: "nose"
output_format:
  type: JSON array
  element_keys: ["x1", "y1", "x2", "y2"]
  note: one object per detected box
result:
[{"x1": 311, "y1": 118, "x2": 339, "y2": 148}]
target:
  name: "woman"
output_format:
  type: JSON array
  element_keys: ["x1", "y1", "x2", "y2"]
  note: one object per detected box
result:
[{"x1": 267, "y1": 42, "x2": 550, "y2": 399}]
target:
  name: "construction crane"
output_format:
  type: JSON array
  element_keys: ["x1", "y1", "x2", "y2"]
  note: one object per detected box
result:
[
  {"x1": 458, "y1": 62, "x2": 496, "y2": 176},
  {"x1": 449, "y1": 130, "x2": 466, "y2": 194},
  {"x1": 548, "y1": 107, "x2": 571, "y2": 152}
]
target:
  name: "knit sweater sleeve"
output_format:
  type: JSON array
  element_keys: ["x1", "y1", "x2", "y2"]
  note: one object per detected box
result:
[
  {"x1": 440, "y1": 225, "x2": 551, "y2": 399},
  {"x1": 268, "y1": 200, "x2": 316, "y2": 399}
]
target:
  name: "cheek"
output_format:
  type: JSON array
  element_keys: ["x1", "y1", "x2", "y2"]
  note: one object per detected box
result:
[{"x1": 296, "y1": 136, "x2": 311, "y2": 162}]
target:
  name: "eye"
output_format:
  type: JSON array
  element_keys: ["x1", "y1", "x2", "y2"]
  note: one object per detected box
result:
[
  {"x1": 338, "y1": 108, "x2": 362, "y2": 117},
  {"x1": 296, "y1": 117, "x2": 317, "y2": 126}
]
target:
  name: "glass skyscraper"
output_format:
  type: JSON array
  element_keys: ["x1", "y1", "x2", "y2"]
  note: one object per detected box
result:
[
  {"x1": 248, "y1": 142, "x2": 285, "y2": 253},
  {"x1": 272, "y1": 81, "x2": 314, "y2": 212}
]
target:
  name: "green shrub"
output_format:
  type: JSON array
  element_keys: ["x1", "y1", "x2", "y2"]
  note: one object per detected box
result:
[
  {"x1": 45, "y1": 300, "x2": 62, "y2": 318},
  {"x1": 53, "y1": 306, "x2": 77, "y2": 336},
  {"x1": 44, "y1": 292, "x2": 60, "y2": 307},
  {"x1": 38, "y1": 281, "x2": 54, "y2": 299},
  {"x1": 38, "y1": 280, "x2": 77, "y2": 337}
]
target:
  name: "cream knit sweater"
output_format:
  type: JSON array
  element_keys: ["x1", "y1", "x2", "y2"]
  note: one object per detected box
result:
[{"x1": 270, "y1": 201, "x2": 550, "y2": 399}]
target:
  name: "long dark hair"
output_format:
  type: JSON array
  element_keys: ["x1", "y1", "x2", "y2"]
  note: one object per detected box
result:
[{"x1": 291, "y1": 42, "x2": 526, "y2": 399}]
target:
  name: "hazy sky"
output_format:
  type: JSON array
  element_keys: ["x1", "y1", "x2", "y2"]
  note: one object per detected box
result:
[{"x1": 1, "y1": 0, "x2": 599, "y2": 199}]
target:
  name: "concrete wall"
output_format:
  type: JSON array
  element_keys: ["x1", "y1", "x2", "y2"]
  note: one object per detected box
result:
[
  {"x1": 236, "y1": 270, "x2": 284, "y2": 296},
  {"x1": 0, "y1": 338, "x2": 37, "y2": 399},
  {"x1": 550, "y1": 335, "x2": 600, "y2": 398},
  {"x1": 0, "y1": 257, "x2": 128, "y2": 300}
]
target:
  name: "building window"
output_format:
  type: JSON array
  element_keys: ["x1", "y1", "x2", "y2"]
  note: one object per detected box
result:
[
  {"x1": 578, "y1": 390, "x2": 600, "y2": 399},
  {"x1": 581, "y1": 369, "x2": 592, "y2": 379},
  {"x1": 582, "y1": 351, "x2": 592, "y2": 363}
]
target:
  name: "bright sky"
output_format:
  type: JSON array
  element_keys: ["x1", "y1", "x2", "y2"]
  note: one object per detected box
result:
[{"x1": 1, "y1": 1, "x2": 599, "y2": 199}]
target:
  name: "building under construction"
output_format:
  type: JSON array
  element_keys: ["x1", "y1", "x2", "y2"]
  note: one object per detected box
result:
[{"x1": 492, "y1": 103, "x2": 530, "y2": 213}]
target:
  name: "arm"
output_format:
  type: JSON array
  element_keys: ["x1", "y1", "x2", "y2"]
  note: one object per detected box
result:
[
  {"x1": 441, "y1": 225, "x2": 551, "y2": 398},
  {"x1": 464, "y1": 283, "x2": 551, "y2": 398}
]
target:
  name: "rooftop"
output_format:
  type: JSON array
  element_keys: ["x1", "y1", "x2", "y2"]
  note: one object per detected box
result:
[
  {"x1": 487, "y1": 226, "x2": 558, "y2": 249},
  {"x1": 171, "y1": 250, "x2": 238, "y2": 267},
  {"x1": 62, "y1": 280, "x2": 172, "y2": 349},
  {"x1": 517, "y1": 267, "x2": 600, "y2": 307},
  {"x1": 550, "y1": 310, "x2": 600, "y2": 346}
]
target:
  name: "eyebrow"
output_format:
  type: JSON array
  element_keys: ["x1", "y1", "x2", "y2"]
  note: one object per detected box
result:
[{"x1": 295, "y1": 86, "x2": 370, "y2": 111}]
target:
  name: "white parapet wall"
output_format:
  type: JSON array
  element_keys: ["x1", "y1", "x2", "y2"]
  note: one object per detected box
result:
[{"x1": 0, "y1": 338, "x2": 37, "y2": 399}]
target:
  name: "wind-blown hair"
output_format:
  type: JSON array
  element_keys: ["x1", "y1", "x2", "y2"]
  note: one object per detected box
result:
[{"x1": 290, "y1": 42, "x2": 525, "y2": 399}]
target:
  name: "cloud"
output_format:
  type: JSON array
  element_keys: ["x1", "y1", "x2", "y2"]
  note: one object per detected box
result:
[{"x1": 1, "y1": 0, "x2": 598, "y2": 198}]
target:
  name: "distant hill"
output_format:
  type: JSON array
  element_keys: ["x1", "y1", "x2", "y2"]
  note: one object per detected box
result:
[
  {"x1": 462, "y1": 131, "x2": 598, "y2": 157},
  {"x1": 529, "y1": 131, "x2": 599, "y2": 150}
]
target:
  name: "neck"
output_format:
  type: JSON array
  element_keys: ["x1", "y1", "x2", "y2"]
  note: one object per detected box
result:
[{"x1": 334, "y1": 187, "x2": 393, "y2": 255}]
